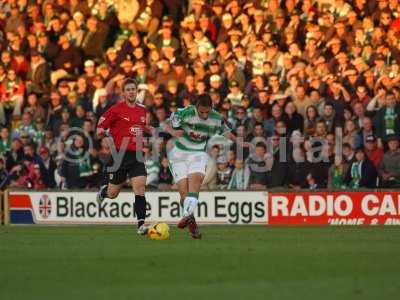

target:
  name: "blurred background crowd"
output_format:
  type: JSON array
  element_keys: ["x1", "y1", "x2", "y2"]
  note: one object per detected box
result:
[{"x1": 0, "y1": 0, "x2": 400, "y2": 191}]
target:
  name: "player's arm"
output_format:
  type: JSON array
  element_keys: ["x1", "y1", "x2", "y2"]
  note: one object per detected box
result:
[
  {"x1": 96, "y1": 107, "x2": 115, "y2": 139},
  {"x1": 163, "y1": 111, "x2": 184, "y2": 138},
  {"x1": 163, "y1": 125, "x2": 184, "y2": 138},
  {"x1": 96, "y1": 127, "x2": 108, "y2": 139},
  {"x1": 220, "y1": 118, "x2": 236, "y2": 141}
]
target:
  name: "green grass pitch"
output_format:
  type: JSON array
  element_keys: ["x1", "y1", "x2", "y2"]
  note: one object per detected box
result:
[{"x1": 1, "y1": 226, "x2": 400, "y2": 300}]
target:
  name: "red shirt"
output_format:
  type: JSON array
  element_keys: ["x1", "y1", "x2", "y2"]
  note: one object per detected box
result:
[
  {"x1": 97, "y1": 101, "x2": 147, "y2": 151},
  {"x1": 366, "y1": 148, "x2": 384, "y2": 169}
]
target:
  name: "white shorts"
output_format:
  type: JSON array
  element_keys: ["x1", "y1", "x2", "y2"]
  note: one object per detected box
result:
[{"x1": 167, "y1": 147, "x2": 209, "y2": 183}]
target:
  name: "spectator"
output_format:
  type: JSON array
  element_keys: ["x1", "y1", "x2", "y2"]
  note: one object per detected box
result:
[
  {"x1": 319, "y1": 102, "x2": 343, "y2": 134},
  {"x1": 352, "y1": 102, "x2": 366, "y2": 129},
  {"x1": 52, "y1": 35, "x2": 82, "y2": 85},
  {"x1": 65, "y1": 18, "x2": 84, "y2": 47},
  {"x1": 52, "y1": 108, "x2": 71, "y2": 136},
  {"x1": 293, "y1": 85, "x2": 312, "y2": 117},
  {"x1": 355, "y1": 116, "x2": 375, "y2": 148},
  {"x1": 23, "y1": 93, "x2": 46, "y2": 121},
  {"x1": 245, "y1": 142, "x2": 270, "y2": 189},
  {"x1": 364, "y1": 135, "x2": 384, "y2": 169},
  {"x1": 343, "y1": 119, "x2": 358, "y2": 149},
  {"x1": 304, "y1": 105, "x2": 319, "y2": 137},
  {"x1": 32, "y1": 117, "x2": 46, "y2": 146},
  {"x1": 9, "y1": 162, "x2": 32, "y2": 189},
  {"x1": 265, "y1": 103, "x2": 283, "y2": 136},
  {"x1": 12, "y1": 51, "x2": 29, "y2": 80},
  {"x1": 114, "y1": 0, "x2": 139, "y2": 28},
  {"x1": 230, "y1": 105, "x2": 249, "y2": 132},
  {"x1": 26, "y1": 51, "x2": 50, "y2": 96},
  {"x1": 378, "y1": 135, "x2": 400, "y2": 188},
  {"x1": 81, "y1": 16, "x2": 109, "y2": 60},
  {"x1": 306, "y1": 172, "x2": 320, "y2": 190},
  {"x1": 14, "y1": 112, "x2": 36, "y2": 139},
  {"x1": 22, "y1": 143, "x2": 43, "y2": 166},
  {"x1": 375, "y1": 92, "x2": 400, "y2": 148},
  {"x1": 248, "y1": 123, "x2": 267, "y2": 146},
  {"x1": 247, "y1": 106, "x2": 267, "y2": 136},
  {"x1": 288, "y1": 143, "x2": 310, "y2": 189},
  {"x1": 0, "y1": 69, "x2": 25, "y2": 122},
  {"x1": 0, "y1": 127, "x2": 11, "y2": 154},
  {"x1": 283, "y1": 101, "x2": 304, "y2": 135},
  {"x1": 94, "y1": 89, "x2": 112, "y2": 119},
  {"x1": 269, "y1": 133, "x2": 290, "y2": 187},
  {"x1": 43, "y1": 129, "x2": 57, "y2": 157},
  {"x1": 344, "y1": 147, "x2": 377, "y2": 189},
  {"x1": 5, "y1": 138, "x2": 23, "y2": 171},
  {"x1": 38, "y1": 146, "x2": 57, "y2": 188},
  {"x1": 158, "y1": 156, "x2": 173, "y2": 189},
  {"x1": 304, "y1": 121, "x2": 331, "y2": 187},
  {"x1": 0, "y1": 157, "x2": 9, "y2": 190},
  {"x1": 226, "y1": 80, "x2": 244, "y2": 108},
  {"x1": 216, "y1": 155, "x2": 232, "y2": 190},
  {"x1": 231, "y1": 125, "x2": 250, "y2": 161},
  {"x1": 228, "y1": 159, "x2": 248, "y2": 190},
  {"x1": 353, "y1": 85, "x2": 371, "y2": 107},
  {"x1": 37, "y1": 32, "x2": 60, "y2": 63},
  {"x1": 59, "y1": 134, "x2": 93, "y2": 189},
  {"x1": 328, "y1": 156, "x2": 346, "y2": 190},
  {"x1": 29, "y1": 163, "x2": 46, "y2": 189},
  {"x1": 132, "y1": 0, "x2": 163, "y2": 38}
]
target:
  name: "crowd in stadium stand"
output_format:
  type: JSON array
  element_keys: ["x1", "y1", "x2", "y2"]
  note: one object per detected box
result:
[{"x1": 1, "y1": 0, "x2": 400, "y2": 191}]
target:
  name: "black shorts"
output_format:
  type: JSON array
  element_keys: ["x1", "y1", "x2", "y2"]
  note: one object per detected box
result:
[{"x1": 107, "y1": 151, "x2": 147, "y2": 185}]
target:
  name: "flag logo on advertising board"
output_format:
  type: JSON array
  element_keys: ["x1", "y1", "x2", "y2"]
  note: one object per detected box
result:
[{"x1": 39, "y1": 194, "x2": 52, "y2": 219}]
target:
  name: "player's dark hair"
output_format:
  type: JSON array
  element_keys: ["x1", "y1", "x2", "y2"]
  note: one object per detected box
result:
[
  {"x1": 122, "y1": 78, "x2": 137, "y2": 90},
  {"x1": 196, "y1": 94, "x2": 212, "y2": 108}
]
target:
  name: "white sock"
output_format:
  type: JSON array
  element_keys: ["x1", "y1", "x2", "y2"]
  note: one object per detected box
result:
[
  {"x1": 182, "y1": 197, "x2": 191, "y2": 217},
  {"x1": 186, "y1": 197, "x2": 199, "y2": 216}
]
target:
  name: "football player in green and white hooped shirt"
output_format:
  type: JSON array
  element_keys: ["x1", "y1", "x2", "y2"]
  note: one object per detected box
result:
[{"x1": 163, "y1": 94, "x2": 234, "y2": 239}]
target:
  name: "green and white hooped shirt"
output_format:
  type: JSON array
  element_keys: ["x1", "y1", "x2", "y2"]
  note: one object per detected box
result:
[{"x1": 170, "y1": 106, "x2": 230, "y2": 152}]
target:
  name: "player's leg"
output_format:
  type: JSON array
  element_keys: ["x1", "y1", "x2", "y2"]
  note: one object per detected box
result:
[
  {"x1": 130, "y1": 175, "x2": 148, "y2": 235},
  {"x1": 179, "y1": 153, "x2": 208, "y2": 238},
  {"x1": 107, "y1": 183, "x2": 123, "y2": 199},
  {"x1": 176, "y1": 177, "x2": 193, "y2": 229},
  {"x1": 128, "y1": 152, "x2": 148, "y2": 235},
  {"x1": 185, "y1": 172, "x2": 204, "y2": 215},
  {"x1": 167, "y1": 147, "x2": 190, "y2": 207},
  {"x1": 96, "y1": 168, "x2": 125, "y2": 204},
  {"x1": 176, "y1": 178, "x2": 188, "y2": 206},
  {"x1": 168, "y1": 148, "x2": 191, "y2": 228},
  {"x1": 182, "y1": 172, "x2": 204, "y2": 239},
  {"x1": 183, "y1": 152, "x2": 208, "y2": 216}
]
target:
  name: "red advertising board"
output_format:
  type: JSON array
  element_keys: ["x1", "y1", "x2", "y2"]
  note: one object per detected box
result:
[{"x1": 268, "y1": 192, "x2": 400, "y2": 225}]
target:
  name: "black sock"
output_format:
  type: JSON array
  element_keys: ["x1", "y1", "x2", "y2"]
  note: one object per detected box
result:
[
  {"x1": 100, "y1": 185, "x2": 108, "y2": 199},
  {"x1": 135, "y1": 195, "x2": 146, "y2": 228}
]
